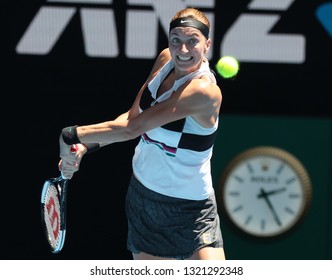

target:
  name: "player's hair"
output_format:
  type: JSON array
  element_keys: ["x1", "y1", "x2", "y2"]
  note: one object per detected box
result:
[{"x1": 171, "y1": 7, "x2": 210, "y2": 29}]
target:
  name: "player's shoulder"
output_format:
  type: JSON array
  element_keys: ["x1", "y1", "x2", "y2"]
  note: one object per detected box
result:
[
  {"x1": 147, "y1": 48, "x2": 171, "y2": 82},
  {"x1": 158, "y1": 48, "x2": 171, "y2": 61},
  {"x1": 192, "y1": 74, "x2": 221, "y2": 95},
  {"x1": 155, "y1": 48, "x2": 171, "y2": 70},
  {"x1": 183, "y1": 76, "x2": 222, "y2": 106}
]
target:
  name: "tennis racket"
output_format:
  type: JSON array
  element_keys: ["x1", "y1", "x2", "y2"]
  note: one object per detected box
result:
[{"x1": 41, "y1": 145, "x2": 77, "y2": 253}]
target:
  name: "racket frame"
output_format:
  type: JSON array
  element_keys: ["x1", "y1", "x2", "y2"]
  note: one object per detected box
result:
[{"x1": 41, "y1": 176, "x2": 68, "y2": 253}]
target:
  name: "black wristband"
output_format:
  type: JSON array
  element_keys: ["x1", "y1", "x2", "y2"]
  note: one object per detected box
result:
[
  {"x1": 62, "y1": 125, "x2": 80, "y2": 145},
  {"x1": 84, "y1": 143, "x2": 100, "y2": 154}
]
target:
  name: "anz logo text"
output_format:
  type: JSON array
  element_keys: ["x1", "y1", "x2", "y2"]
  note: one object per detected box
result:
[{"x1": 16, "y1": 0, "x2": 305, "y2": 64}]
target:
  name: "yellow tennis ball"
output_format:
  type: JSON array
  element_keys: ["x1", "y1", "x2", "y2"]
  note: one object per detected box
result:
[{"x1": 215, "y1": 56, "x2": 239, "y2": 78}]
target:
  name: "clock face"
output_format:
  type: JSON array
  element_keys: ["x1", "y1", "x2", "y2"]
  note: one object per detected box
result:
[{"x1": 219, "y1": 147, "x2": 312, "y2": 238}]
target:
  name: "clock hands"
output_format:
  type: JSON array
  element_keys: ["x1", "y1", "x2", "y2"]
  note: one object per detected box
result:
[
  {"x1": 257, "y1": 188, "x2": 282, "y2": 226},
  {"x1": 257, "y1": 187, "x2": 286, "y2": 197}
]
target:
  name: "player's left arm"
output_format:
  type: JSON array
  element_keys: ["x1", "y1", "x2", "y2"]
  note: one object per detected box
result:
[{"x1": 74, "y1": 77, "x2": 221, "y2": 145}]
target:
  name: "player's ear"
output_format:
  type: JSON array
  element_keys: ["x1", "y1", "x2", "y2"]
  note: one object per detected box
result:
[{"x1": 204, "y1": 38, "x2": 211, "y2": 54}]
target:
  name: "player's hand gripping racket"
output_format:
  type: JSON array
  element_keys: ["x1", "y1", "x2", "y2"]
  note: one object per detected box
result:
[{"x1": 41, "y1": 145, "x2": 77, "y2": 253}]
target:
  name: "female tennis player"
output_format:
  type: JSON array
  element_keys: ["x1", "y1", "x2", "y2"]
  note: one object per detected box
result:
[{"x1": 59, "y1": 7, "x2": 226, "y2": 260}]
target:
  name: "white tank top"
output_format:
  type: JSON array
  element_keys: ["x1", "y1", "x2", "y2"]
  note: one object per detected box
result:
[{"x1": 132, "y1": 59, "x2": 219, "y2": 200}]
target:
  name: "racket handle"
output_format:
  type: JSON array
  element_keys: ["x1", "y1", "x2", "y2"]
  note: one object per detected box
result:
[
  {"x1": 61, "y1": 144, "x2": 78, "y2": 179},
  {"x1": 61, "y1": 172, "x2": 71, "y2": 180}
]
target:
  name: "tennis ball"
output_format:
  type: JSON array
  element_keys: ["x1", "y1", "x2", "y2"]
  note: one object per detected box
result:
[{"x1": 215, "y1": 56, "x2": 239, "y2": 78}]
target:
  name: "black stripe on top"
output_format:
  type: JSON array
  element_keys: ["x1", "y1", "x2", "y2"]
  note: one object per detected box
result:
[{"x1": 178, "y1": 130, "x2": 217, "y2": 152}]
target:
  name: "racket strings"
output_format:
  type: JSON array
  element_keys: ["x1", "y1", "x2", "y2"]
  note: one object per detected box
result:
[{"x1": 43, "y1": 183, "x2": 61, "y2": 249}]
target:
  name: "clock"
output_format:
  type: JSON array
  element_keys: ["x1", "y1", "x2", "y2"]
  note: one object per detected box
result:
[{"x1": 218, "y1": 146, "x2": 312, "y2": 238}]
